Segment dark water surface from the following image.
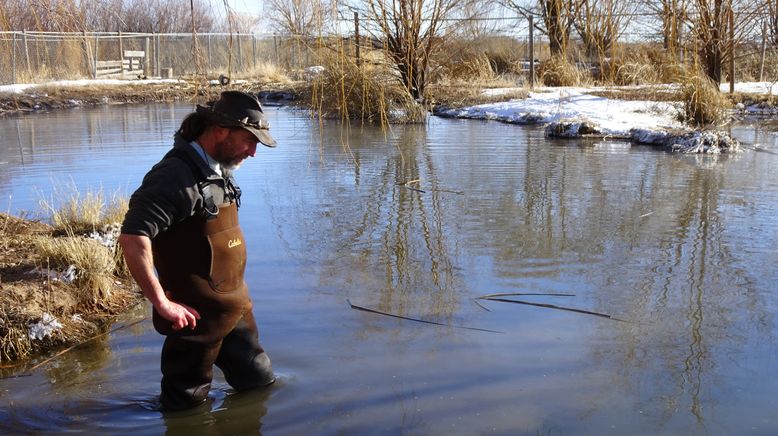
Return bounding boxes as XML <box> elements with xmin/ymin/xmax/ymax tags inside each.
<box><xmin>1</xmin><ymin>104</ymin><xmax>778</xmax><ymax>434</ymax></box>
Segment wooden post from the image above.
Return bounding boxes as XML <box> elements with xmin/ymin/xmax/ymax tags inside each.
<box><xmin>82</xmin><ymin>30</ymin><xmax>92</xmax><ymax>78</ymax></box>
<box><xmin>679</xmin><ymin>23</ymin><xmax>685</xmax><ymax>64</ymax></box>
<box><xmin>529</xmin><ymin>15</ymin><xmax>535</xmax><ymax>91</ymax></box>
<box><xmin>273</xmin><ymin>33</ymin><xmax>279</xmax><ymax>65</ymax></box>
<box><xmin>354</xmin><ymin>11</ymin><xmax>361</xmax><ymax>66</ymax></box>
<box><xmin>728</xmin><ymin>7</ymin><xmax>735</xmax><ymax>94</ymax></box>
<box><xmin>11</xmin><ymin>32</ymin><xmax>17</xmax><ymax>83</ymax></box>
<box><xmin>118</xmin><ymin>31</ymin><xmax>124</xmax><ymax>76</ymax></box>
<box><xmin>759</xmin><ymin>21</ymin><xmax>767</xmax><ymax>82</ymax></box>
<box><xmin>22</xmin><ymin>29</ymin><xmax>31</xmax><ymax>79</ymax></box>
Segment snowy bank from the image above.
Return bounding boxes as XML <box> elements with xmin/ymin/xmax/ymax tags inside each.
<box><xmin>435</xmin><ymin>86</ymin><xmax>751</xmax><ymax>153</ymax></box>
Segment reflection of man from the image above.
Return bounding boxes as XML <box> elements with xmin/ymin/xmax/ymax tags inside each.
<box><xmin>118</xmin><ymin>91</ymin><xmax>277</xmax><ymax>410</ymax></box>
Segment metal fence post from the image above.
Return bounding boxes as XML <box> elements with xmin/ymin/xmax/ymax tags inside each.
<box><xmin>207</xmin><ymin>33</ymin><xmax>212</xmax><ymax>72</ymax></box>
<box><xmin>93</xmin><ymin>33</ymin><xmax>99</xmax><ymax>79</ymax></box>
<box><xmin>118</xmin><ymin>31</ymin><xmax>124</xmax><ymax>77</ymax></box>
<box><xmin>252</xmin><ymin>34</ymin><xmax>257</xmax><ymax>70</ymax></box>
<box><xmin>23</xmin><ymin>29</ymin><xmax>31</xmax><ymax>80</ymax></box>
<box><xmin>12</xmin><ymin>32</ymin><xmax>17</xmax><ymax>83</ymax></box>
<box><xmin>155</xmin><ymin>33</ymin><xmax>160</xmax><ymax>77</ymax></box>
<box><xmin>145</xmin><ymin>36</ymin><xmax>151</xmax><ymax>77</ymax></box>
<box><xmin>237</xmin><ymin>34</ymin><xmax>243</xmax><ymax>72</ymax></box>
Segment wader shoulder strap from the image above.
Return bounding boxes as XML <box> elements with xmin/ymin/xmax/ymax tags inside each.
<box><xmin>165</xmin><ymin>147</ymin><xmax>219</xmax><ymax>219</ymax></box>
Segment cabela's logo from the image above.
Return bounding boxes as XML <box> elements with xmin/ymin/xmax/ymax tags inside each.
<box><xmin>228</xmin><ymin>238</ymin><xmax>242</xmax><ymax>248</ymax></box>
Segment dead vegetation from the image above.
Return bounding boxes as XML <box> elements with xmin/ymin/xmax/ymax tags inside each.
<box><xmin>539</xmin><ymin>56</ymin><xmax>588</xmax><ymax>87</ymax></box>
<box><xmin>679</xmin><ymin>72</ymin><xmax>729</xmax><ymax>127</ymax></box>
<box><xmin>0</xmin><ymin>190</ymin><xmax>141</xmax><ymax>366</ymax></box>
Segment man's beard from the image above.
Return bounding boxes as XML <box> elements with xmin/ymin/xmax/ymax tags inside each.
<box><xmin>221</xmin><ymin>160</ymin><xmax>241</xmax><ymax>173</ymax></box>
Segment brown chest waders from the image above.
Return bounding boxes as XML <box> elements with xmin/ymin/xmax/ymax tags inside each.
<box><xmin>152</xmin><ymin>203</ymin><xmax>274</xmax><ymax>410</ymax></box>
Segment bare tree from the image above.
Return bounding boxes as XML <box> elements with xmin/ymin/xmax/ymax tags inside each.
<box><xmin>266</xmin><ymin>0</ymin><xmax>334</xmax><ymax>37</ymax></box>
<box><xmin>651</xmin><ymin>0</ymin><xmax>689</xmax><ymax>58</ymax></box>
<box><xmin>687</xmin><ymin>0</ymin><xmax>766</xmax><ymax>83</ymax></box>
<box><xmin>355</xmin><ymin>0</ymin><xmax>479</xmax><ymax>101</ymax></box>
<box><xmin>768</xmin><ymin>0</ymin><xmax>778</xmax><ymax>45</ymax></box>
<box><xmin>574</xmin><ymin>0</ymin><xmax>633</xmax><ymax>59</ymax></box>
<box><xmin>0</xmin><ymin>0</ymin><xmax>87</xmax><ymax>31</ymax></box>
<box><xmin>500</xmin><ymin>0</ymin><xmax>580</xmax><ymax>57</ymax></box>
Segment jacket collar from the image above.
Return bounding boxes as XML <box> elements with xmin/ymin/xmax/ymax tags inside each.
<box><xmin>172</xmin><ymin>134</ymin><xmax>222</xmax><ymax>181</ymax></box>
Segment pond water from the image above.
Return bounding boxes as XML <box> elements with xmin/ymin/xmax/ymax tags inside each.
<box><xmin>2</xmin><ymin>103</ymin><xmax>778</xmax><ymax>434</ymax></box>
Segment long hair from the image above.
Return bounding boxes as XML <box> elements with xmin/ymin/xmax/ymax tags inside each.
<box><xmin>176</xmin><ymin>112</ymin><xmax>214</xmax><ymax>142</ymax></box>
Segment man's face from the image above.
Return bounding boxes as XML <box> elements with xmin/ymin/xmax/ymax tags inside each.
<box><xmin>213</xmin><ymin>127</ymin><xmax>259</xmax><ymax>171</ymax></box>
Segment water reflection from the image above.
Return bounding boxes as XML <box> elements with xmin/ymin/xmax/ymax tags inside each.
<box><xmin>2</xmin><ymin>106</ymin><xmax>778</xmax><ymax>433</ymax></box>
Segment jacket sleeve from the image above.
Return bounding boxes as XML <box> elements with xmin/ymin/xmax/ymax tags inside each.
<box><xmin>121</xmin><ymin>158</ymin><xmax>203</xmax><ymax>239</ymax></box>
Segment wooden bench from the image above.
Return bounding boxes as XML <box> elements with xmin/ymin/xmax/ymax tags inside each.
<box><xmin>96</xmin><ymin>50</ymin><xmax>146</xmax><ymax>78</ymax></box>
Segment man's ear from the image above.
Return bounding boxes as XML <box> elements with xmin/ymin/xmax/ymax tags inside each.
<box><xmin>210</xmin><ymin>125</ymin><xmax>231</xmax><ymax>141</ymax></box>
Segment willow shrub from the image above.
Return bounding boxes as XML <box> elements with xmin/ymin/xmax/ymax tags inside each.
<box><xmin>305</xmin><ymin>48</ymin><xmax>424</xmax><ymax>126</ymax></box>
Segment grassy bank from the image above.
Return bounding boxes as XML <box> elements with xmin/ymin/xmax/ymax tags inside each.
<box><xmin>0</xmin><ymin>191</ymin><xmax>140</xmax><ymax>367</ymax></box>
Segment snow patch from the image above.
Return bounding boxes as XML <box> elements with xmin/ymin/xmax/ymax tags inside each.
<box><xmin>28</xmin><ymin>313</ymin><xmax>64</xmax><ymax>340</ymax></box>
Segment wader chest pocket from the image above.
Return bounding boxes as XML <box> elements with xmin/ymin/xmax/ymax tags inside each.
<box><xmin>207</xmin><ymin>226</ymin><xmax>247</xmax><ymax>292</ymax></box>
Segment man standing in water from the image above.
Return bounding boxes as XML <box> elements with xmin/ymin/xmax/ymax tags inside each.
<box><xmin>119</xmin><ymin>91</ymin><xmax>277</xmax><ymax>410</ymax></box>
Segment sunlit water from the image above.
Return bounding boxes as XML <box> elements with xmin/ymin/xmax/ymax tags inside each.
<box><xmin>2</xmin><ymin>104</ymin><xmax>778</xmax><ymax>434</ymax></box>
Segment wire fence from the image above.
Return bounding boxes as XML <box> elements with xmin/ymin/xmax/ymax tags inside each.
<box><xmin>0</xmin><ymin>31</ymin><xmax>319</xmax><ymax>85</ymax></box>
<box><xmin>1</xmin><ymin>12</ymin><xmax>777</xmax><ymax>87</ymax></box>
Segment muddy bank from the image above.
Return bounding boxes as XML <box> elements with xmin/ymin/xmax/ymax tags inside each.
<box><xmin>0</xmin><ymin>79</ymin><xmax>300</xmax><ymax>117</ymax></box>
<box><xmin>0</xmin><ymin>213</ymin><xmax>141</xmax><ymax>368</ymax></box>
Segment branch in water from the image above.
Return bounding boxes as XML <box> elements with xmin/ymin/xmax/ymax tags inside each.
<box><xmin>347</xmin><ymin>299</ymin><xmax>501</xmax><ymax>333</ymax></box>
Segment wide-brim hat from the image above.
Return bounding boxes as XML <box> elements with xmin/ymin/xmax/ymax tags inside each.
<box><xmin>196</xmin><ymin>90</ymin><xmax>277</xmax><ymax>147</ymax></box>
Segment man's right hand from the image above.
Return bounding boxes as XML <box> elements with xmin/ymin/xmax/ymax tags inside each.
<box><xmin>157</xmin><ymin>297</ymin><xmax>201</xmax><ymax>330</ymax></box>
<box><xmin>119</xmin><ymin>233</ymin><xmax>203</xmax><ymax>331</ymax></box>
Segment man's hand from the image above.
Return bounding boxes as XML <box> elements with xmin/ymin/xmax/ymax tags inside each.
<box><xmin>157</xmin><ymin>295</ymin><xmax>201</xmax><ymax>330</ymax></box>
<box><xmin>118</xmin><ymin>233</ymin><xmax>203</xmax><ymax>331</ymax></box>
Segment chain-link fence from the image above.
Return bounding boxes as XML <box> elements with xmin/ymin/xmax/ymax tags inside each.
<box><xmin>1</xmin><ymin>13</ymin><xmax>777</xmax><ymax>88</ymax></box>
<box><xmin>0</xmin><ymin>31</ymin><xmax>320</xmax><ymax>85</ymax></box>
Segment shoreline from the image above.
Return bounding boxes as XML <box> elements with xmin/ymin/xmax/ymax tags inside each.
<box><xmin>0</xmin><ymin>78</ymin><xmax>300</xmax><ymax>118</ymax></box>
<box><xmin>0</xmin><ymin>212</ymin><xmax>143</xmax><ymax>368</ymax></box>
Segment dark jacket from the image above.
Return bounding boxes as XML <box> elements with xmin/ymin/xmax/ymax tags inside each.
<box><xmin>122</xmin><ymin>134</ymin><xmax>240</xmax><ymax>239</ymax></box>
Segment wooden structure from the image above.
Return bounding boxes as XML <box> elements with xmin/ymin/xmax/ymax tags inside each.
<box><xmin>96</xmin><ymin>50</ymin><xmax>146</xmax><ymax>78</ymax></box>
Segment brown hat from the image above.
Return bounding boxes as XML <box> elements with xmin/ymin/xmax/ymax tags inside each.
<box><xmin>196</xmin><ymin>91</ymin><xmax>277</xmax><ymax>147</ymax></box>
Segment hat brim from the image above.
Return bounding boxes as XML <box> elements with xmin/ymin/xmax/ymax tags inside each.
<box><xmin>196</xmin><ymin>104</ymin><xmax>276</xmax><ymax>147</ymax></box>
<box><xmin>244</xmin><ymin>126</ymin><xmax>277</xmax><ymax>148</ymax></box>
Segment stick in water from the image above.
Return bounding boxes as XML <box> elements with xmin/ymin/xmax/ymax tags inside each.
<box><xmin>347</xmin><ymin>300</ymin><xmax>501</xmax><ymax>333</ymax></box>
<box><xmin>477</xmin><ymin>292</ymin><xmax>575</xmax><ymax>299</ymax></box>
<box><xmin>482</xmin><ymin>297</ymin><xmax>628</xmax><ymax>322</ymax></box>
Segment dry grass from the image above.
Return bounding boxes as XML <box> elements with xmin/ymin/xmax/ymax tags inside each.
<box><xmin>1</xmin><ymin>191</ymin><xmax>139</xmax><ymax>364</ymax></box>
<box><xmin>39</xmin><ymin>185</ymin><xmax>128</xmax><ymax>234</ymax></box>
<box><xmin>679</xmin><ymin>72</ymin><xmax>730</xmax><ymax>127</ymax></box>
<box><xmin>236</xmin><ymin>61</ymin><xmax>294</xmax><ymax>85</ymax></box>
<box><xmin>539</xmin><ymin>56</ymin><xmax>589</xmax><ymax>87</ymax></box>
<box><xmin>1</xmin><ymin>213</ymin><xmax>138</xmax><ymax>364</ymax></box>
<box><xmin>430</xmin><ymin>82</ymin><xmax>528</xmax><ymax>109</ymax></box>
<box><xmin>587</xmin><ymin>86</ymin><xmax>682</xmax><ymax>102</ymax></box>
<box><xmin>34</xmin><ymin>235</ymin><xmax>116</xmax><ymax>305</ymax></box>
